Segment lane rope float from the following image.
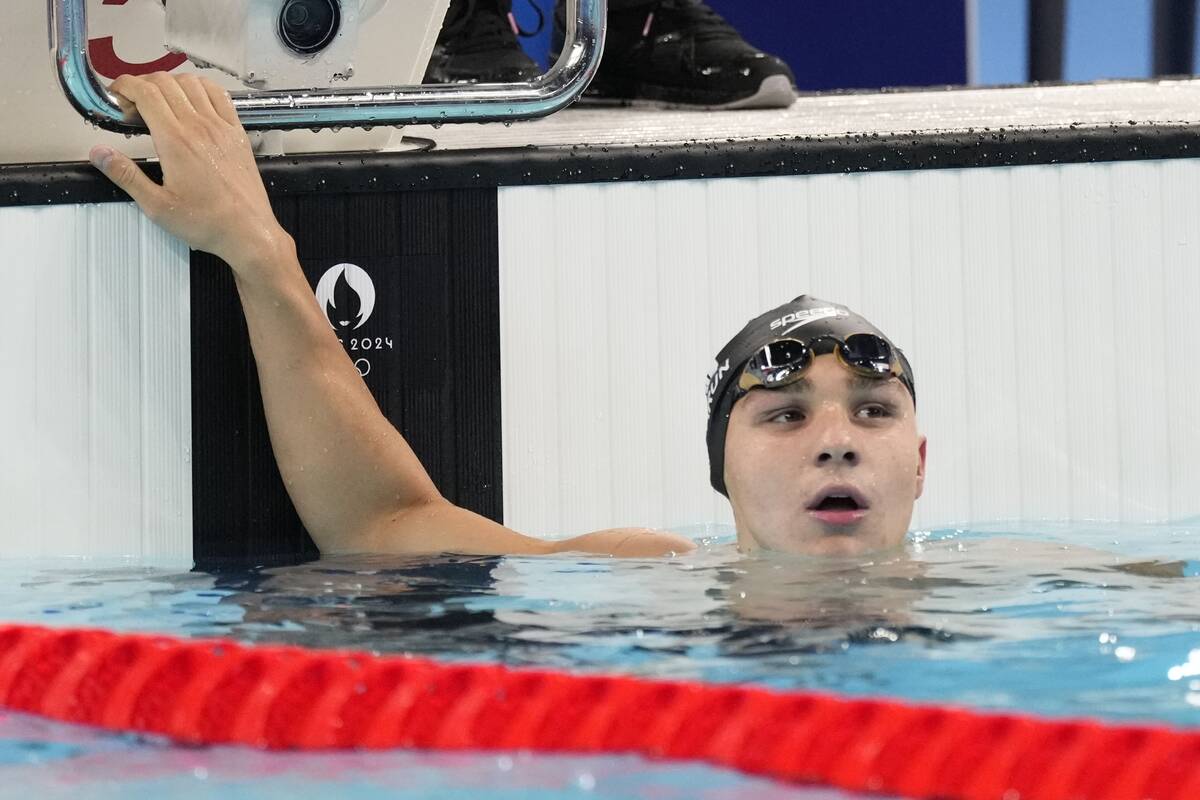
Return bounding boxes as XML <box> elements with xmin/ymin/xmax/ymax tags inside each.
<box><xmin>0</xmin><ymin>623</ymin><xmax>1196</xmax><ymax>799</ymax></box>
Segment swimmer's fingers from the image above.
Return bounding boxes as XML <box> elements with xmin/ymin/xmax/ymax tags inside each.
<box><xmin>201</xmin><ymin>79</ymin><xmax>241</xmax><ymax>127</ymax></box>
<box><xmin>111</xmin><ymin>75</ymin><xmax>182</xmax><ymax>135</ymax></box>
<box><xmin>96</xmin><ymin>73</ymin><xmax>277</xmax><ymax>267</ymax></box>
<box><xmin>175</xmin><ymin>73</ymin><xmax>220</xmax><ymax>122</ymax></box>
<box><xmin>142</xmin><ymin>72</ymin><xmax>201</xmax><ymax>123</ymax></box>
<box><xmin>88</xmin><ymin>146</ymin><xmax>169</xmax><ymax>216</ymax></box>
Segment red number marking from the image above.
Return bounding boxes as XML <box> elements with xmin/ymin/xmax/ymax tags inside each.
<box><xmin>88</xmin><ymin>0</ymin><xmax>187</xmax><ymax>79</ymax></box>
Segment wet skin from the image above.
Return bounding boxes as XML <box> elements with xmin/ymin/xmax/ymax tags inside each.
<box><xmin>723</xmin><ymin>354</ymin><xmax>927</xmax><ymax>557</ymax></box>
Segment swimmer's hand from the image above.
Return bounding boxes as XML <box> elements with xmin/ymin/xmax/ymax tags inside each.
<box><xmin>89</xmin><ymin>73</ymin><xmax>290</xmax><ymax>275</ymax></box>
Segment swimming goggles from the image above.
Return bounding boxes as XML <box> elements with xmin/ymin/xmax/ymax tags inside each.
<box><xmin>736</xmin><ymin>334</ymin><xmax>908</xmax><ymax>394</ymax></box>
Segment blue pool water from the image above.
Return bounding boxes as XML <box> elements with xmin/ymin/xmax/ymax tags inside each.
<box><xmin>0</xmin><ymin>521</ymin><xmax>1197</xmax><ymax>798</ymax></box>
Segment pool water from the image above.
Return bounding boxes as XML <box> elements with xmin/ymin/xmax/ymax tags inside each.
<box><xmin>0</xmin><ymin>522</ymin><xmax>1198</xmax><ymax>798</ymax></box>
<box><xmin>0</xmin><ymin>712</ymin><xmax>823</xmax><ymax>799</ymax></box>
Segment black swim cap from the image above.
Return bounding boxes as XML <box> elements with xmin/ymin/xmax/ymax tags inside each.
<box><xmin>704</xmin><ymin>295</ymin><xmax>916</xmax><ymax>497</ymax></box>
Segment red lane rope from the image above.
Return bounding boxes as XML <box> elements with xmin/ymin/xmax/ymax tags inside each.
<box><xmin>0</xmin><ymin>622</ymin><xmax>1196</xmax><ymax>799</ymax></box>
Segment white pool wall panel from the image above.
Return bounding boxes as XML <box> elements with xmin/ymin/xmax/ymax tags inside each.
<box><xmin>1162</xmin><ymin>166</ymin><xmax>1200</xmax><ymax>520</ymax></box>
<box><xmin>4</xmin><ymin>155</ymin><xmax>1198</xmax><ymax>554</ymax></box>
<box><xmin>499</xmin><ymin>159</ymin><xmax>1200</xmax><ymax>536</ymax></box>
<box><xmin>0</xmin><ymin>203</ymin><xmax>191</xmax><ymax>558</ymax></box>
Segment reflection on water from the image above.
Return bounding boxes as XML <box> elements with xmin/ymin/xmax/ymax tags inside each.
<box><xmin>1</xmin><ymin>522</ymin><xmax>1199</xmax><ymax>727</ymax></box>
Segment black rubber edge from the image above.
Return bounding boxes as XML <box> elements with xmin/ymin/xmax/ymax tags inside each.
<box><xmin>4</xmin><ymin>122</ymin><xmax>1200</xmax><ymax>206</ymax></box>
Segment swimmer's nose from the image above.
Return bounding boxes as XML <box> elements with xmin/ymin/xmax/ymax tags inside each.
<box><xmin>817</xmin><ymin>446</ymin><xmax>858</xmax><ymax>466</ymax></box>
<box><xmin>813</xmin><ymin>414</ymin><xmax>859</xmax><ymax>466</ymax></box>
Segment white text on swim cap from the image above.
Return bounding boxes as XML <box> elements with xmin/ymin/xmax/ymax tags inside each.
<box><xmin>706</xmin><ymin>358</ymin><xmax>730</xmax><ymax>408</ymax></box>
<box><xmin>768</xmin><ymin>307</ymin><xmax>847</xmax><ymax>336</ymax></box>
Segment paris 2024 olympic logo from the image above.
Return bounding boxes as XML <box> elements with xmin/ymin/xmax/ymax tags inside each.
<box><xmin>314</xmin><ymin>262</ymin><xmax>393</xmax><ymax>377</ymax></box>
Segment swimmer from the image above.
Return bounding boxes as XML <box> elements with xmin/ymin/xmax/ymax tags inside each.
<box><xmin>705</xmin><ymin>296</ymin><xmax>924</xmax><ymax>557</ymax></box>
<box><xmin>89</xmin><ymin>73</ymin><xmax>923</xmax><ymax>558</ymax></box>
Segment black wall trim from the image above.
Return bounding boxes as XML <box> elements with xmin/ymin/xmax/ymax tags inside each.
<box><xmin>192</xmin><ymin>188</ymin><xmax>502</xmax><ymax>565</ymax></box>
<box><xmin>4</xmin><ymin>123</ymin><xmax>1200</xmax><ymax>207</ymax></box>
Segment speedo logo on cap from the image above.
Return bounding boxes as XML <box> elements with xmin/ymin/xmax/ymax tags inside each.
<box><xmin>768</xmin><ymin>306</ymin><xmax>848</xmax><ymax>336</ymax></box>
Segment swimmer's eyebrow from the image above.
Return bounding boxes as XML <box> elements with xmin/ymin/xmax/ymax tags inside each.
<box><xmin>753</xmin><ymin>375</ymin><xmax>900</xmax><ymax>398</ymax></box>
<box><xmin>769</xmin><ymin>377</ymin><xmax>813</xmax><ymax>396</ymax></box>
<box><xmin>848</xmin><ymin>375</ymin><xmax>901</xmax><ymax>394</ymax></box>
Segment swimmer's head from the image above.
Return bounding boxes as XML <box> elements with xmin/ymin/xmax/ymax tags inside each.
<box><xmin>705</xmin><ymin>296</ymin><xmax>925</xmax><ymax>556</ymax></box>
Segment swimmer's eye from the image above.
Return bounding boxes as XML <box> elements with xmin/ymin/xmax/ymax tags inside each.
<box><xmin>765</xmin><ymin>408</ymin><xmax>806</xmax><ymax>424</ymax></box>
<box><xmin>856</xmin><ymin>403</ymin><xmax>895</xmax><ymax>420</ymax></box>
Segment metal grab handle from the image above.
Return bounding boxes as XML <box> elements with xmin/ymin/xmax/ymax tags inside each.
<box><xmin>50</xmin><ymin>0</ymin><xmax>606</xmax><ymax>132</ymax></box>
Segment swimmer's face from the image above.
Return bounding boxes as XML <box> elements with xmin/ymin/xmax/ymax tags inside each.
<box><xmin>723</xmin><ymin>354</ymin><xmax>926</xmax><ymax>557</ymax></box>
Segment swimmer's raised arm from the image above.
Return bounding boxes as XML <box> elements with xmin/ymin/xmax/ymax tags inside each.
<box><xmin>92</xmin><ymin>73</ymin><xmax>692</xmax><ymax>559</ymax></box>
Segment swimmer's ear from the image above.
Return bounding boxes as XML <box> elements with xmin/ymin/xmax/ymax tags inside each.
<box><xmin>914</xmin><ymin>437</ymin><xmax>927</xmax><ymax>499</ymax></box>
<box><xmin>89</xmin><ymin>145</ymin><xmax>167</xmax><ymax>214</ymax></box>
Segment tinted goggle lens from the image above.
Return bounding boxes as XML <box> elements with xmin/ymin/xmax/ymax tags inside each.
<box><xmin>838</xmin><ymin>333</ymin><xmax>896</xmax><ymax>376</ymax></box>
<box><xmin>738</xmin><ymin>334</ymin><xmax>899</xmax><ymax>392</ymax></box>
<box><xmin>739</xmin><ymin>339</ymin><xmax>812</xmax><ymax>390</ymax></box>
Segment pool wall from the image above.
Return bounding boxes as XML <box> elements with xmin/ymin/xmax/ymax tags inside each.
<box><xmin>3</xmin><ymin>98</ymin><xmax>1200</xmax><ymax>558</ymax></box>
<box><xmin>498</xmin><ymin>160</ymin><xmax>1200</xmax><ymax>537</ymax></box>
<box><xmin>0</xmin><ymin>204</ymin><xmax>192</xmax><ymax>558</ymax></box>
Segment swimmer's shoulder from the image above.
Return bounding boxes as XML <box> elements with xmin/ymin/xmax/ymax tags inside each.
<box><xmin>550</xmin><ymin>528</ymin><xmax>697</xmax><ymax>557</ymax></box>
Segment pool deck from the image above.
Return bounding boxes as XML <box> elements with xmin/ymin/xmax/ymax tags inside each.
<box><xmin>6</xmin><ymin>77</ymin><xmax>1200</xmax><ymax>206</ymax></box>
<box><xmin>400</xmin><ymin>78</ymin><xmax>1200</xmax><ymax>152</ymax></box>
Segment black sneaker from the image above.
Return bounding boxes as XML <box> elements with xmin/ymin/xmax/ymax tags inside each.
<box><xmin>554</xmin><ymin>0</ymin><xmax>797</xmax><ymax>109</ymax></box>
<box><xmin>423</xmin><ymin>0</ymin><xmax>543</xmax><ymax>84</ymax></box>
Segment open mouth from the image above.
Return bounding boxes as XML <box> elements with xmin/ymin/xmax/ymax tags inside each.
<box><xmin>807</xmin><ymin>488</ymin><xmax>869</xmax><ymax>525</ymax></box>
<box><xmin>812</xmin><ymin>495</ymin><xmax>862</xmax><ymax>511</ymax></box>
